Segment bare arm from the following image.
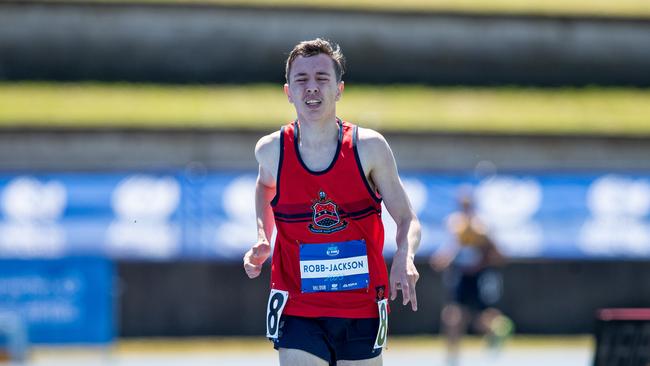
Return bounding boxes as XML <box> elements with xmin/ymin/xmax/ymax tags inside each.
<box><xmin>243</xmin><ymin>132</ymin><xmax>280</xmax><ymax>279</ymax></box>
<box><xmin>256</xmin><ymin>164</ymin><xmax>276</xmax><ymax>244</ymax></box>
<box><xmin>358</xmin><ymin>128</ymin><xmax>421</xmax><ymax>311</ymax></box>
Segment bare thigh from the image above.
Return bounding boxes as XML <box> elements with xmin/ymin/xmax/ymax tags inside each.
<box><xmin>338</xmin><ymin>354</ymin><xmax>383</xmax><ymax>366</ymax></box>
<box><xmin>279</xmin><ymin>348</ymin><xmax>329</xmax><ymax>366</ymax></box>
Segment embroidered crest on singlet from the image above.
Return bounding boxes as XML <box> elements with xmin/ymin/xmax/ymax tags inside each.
<box><xmin>308</xmin><ymin>191</ymin><xmax>349</xmax><ymax>234</ymax></box>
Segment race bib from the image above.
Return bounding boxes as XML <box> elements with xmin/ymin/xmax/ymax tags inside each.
<box><xmin>374</xmin><ymin>299</ymin><xmax>388</xmax><ymax>349</ymax></box>
<box><xmin>266</xmin><ymin>289</ymin><xmax>288</xmax><ymax>339</ymax></box>
<box><xmin>299</xmin><ymin>240</ymin><xmax>369</xmax><ymax>293</ymax></box>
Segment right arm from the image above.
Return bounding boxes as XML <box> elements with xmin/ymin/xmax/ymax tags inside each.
<box><xmin>243</xmin><ymin>132</ymin><xmax>280</xmax><ymax>279</ymax></box>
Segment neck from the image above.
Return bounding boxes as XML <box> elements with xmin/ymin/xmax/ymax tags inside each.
<box><xmin>297</xmin><ymin>117</ymin><xmax>339</xmax><ymax>147</ymax></box>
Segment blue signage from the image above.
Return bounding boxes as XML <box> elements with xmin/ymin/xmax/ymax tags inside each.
<box><xmin>0</xmin><ymin>257</ymin><xmax>114</xmax><ymax>344</ymax></box>
<box><xmin>0</xmin><ymin>172</ymin><xmax>648</xmax><ymax>260</ymax></box>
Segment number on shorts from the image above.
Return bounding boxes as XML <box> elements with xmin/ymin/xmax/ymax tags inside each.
<box><xmin>266</xmin><ymin>289</ymin><xmax>288</xmax><ymax>339</ymax></box>
<box><xmin>374</xmin><ymin>299</ymin><xmax>388</xmax><ymax>349</ymax></box>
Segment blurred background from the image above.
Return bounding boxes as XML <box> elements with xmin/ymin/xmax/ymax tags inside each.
<box><xmin>0</xmin><ymin>0</ymin><xmax>649</xmax><ymax>365</ymax></box>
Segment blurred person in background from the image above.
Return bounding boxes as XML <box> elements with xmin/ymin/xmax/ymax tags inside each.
<box><xmin>430</xmin><ymin>187</ymin><xmax>514</xmax><ymax>366</ymax></box>
<box><xmin>243</xmin><ymin>38</ymin><xmax>421</xmax><ymax>366</ymax></box>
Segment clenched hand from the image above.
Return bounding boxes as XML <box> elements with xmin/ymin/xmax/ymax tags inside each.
<box><xmin>243</xmin><ymin>241</ymin><xmax>271</xmax><ymax>279</ymax></box>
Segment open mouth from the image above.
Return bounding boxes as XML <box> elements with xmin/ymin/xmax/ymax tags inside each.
<box><xmin>305</xmin><ymin>99</ymin><xmax>322</xmax><ymax>107</ymax></box>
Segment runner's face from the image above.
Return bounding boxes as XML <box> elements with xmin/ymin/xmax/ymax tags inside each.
<box><xmin>285</xmin><ymin>54</ymin><xmax>344</xmax><ymax>122</ymax></box>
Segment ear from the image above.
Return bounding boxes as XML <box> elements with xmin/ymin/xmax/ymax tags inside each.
<box><xmin>335</xmin><ymin>81</ymin><xmax>345</xmax><ymax>101</ymax></box>
<box><xmin>284</xmin><ymin>83</ymin><xmax>293</xmax><ymax>103</ymax></box>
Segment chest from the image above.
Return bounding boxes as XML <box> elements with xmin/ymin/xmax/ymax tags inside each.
<box><xmin>297</xmin><ymin>142</ymin><xmax>339</xmax><ymax>172</ymax></box>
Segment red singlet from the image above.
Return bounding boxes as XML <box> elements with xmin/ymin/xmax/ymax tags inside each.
<box><xmin>270</xmin><ymin>119</ymin><xmax>388</xmax><ymax>318</ymax></box>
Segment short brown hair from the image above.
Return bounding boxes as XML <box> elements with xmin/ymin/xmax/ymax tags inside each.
<box><xmin>285</xmin><ymin>38</ymin><xmax>345</xmax><ymax>83</ymax></box>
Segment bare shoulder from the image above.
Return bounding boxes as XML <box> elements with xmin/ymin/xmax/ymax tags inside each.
<box><xmin>357</xmin><ymin>127</ymin><xmax>388</xmax><ymax>147</ymax></box>
<box><xmin>255</xmin><ymin>130</ymin><xmax>281</xmax><ymax>179</ymax></box>
<box><xmin>356</xmin><ymin>127</ymin><xmax>393</xmax><ymax>164</ymax></box>
<box><xmin>255</xmin><ymin>131</ymin><xmax>281</xmax><ymax>162</ymax></box>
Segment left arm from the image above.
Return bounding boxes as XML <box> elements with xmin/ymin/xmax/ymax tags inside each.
<box><xmin>358</xmin><ymin>128</ymin><xmax>421</xmax><ymax>311</ymax></box>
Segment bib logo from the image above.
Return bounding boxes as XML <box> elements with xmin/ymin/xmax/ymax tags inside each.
<box><xmin>326</xmin><ymin>245</ymin><xmax>340</xmax><ymax>256</ymax></box>
<box><xmin>309</xmin><ymin>191</ymin><xmax>348</xmax><ymax>234</ymax></box>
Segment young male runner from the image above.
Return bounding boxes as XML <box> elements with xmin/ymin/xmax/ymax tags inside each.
<box><xmin>244</xmin><ymin>38</ymin><xmax>421</xmax><ymax>366</ymax></box>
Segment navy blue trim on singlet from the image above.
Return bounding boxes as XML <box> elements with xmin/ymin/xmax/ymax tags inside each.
<box><xmin>345</xmin><ymin>206</ymin><xmax>381</xmax><ymax>218</ymax></box>
<box><xmin>293</xmin><ymin>119</ymin><xmax>343</xmax><ymax>176</ymax></box>
<box><xmin>352</xmin><ymin>126</ymin><xmax>382</xmax><ymax>203</ymax></box>
<box><xmin>270</xmin><ymin>126</ymin><xmax>285</xmax><ymax>207</ymax></box>
<box><xmin>349</xmin><ymin>209</ymin><xmax>380</xmax><ymax>221</ymax></box>
<box><xmin>273</xmin><ymin>212</ymin><xmax>312</xmax><ymax>219</ymax></box>
<box><xmin>275</xmin><ymin>217</ymin><xmax>312</xmax><ymax>223</ymax></box>
<box><xmin>273</xmin><ymin>206</ymin><xmax>381</xmax><ymax>223</ymax></box>
<box><xmin>274</xmin><ymin>211</ymin><xmax>380</xmax><ymax>224</ymax></box>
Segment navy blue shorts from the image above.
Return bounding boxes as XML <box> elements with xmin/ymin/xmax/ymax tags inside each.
<box><xmin>271</xmin><ymin>315</ymin><xmax>382</xmax><ymax>365</ymax></box>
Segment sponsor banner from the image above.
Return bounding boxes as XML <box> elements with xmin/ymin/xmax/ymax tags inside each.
<box><xmin>0</xmin><ymin>171</ymin><xmax>648</xmax><ymax>259</ymax></box>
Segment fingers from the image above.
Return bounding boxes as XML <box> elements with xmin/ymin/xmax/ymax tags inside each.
<box><xmin>244</xmin><ymin>262</ymin><xmax>262</xmax><ymax>279</ymax></box>
<box><xmin>408</xmin><ymin>270</ymin><xmax>419</xmax><ymax>311</ymax></box>
<box><xmin>390</xmin><ymin>270</ymin><xmax>420</xmax><ymax>311</ymax></box>
<box><xmin>244</xmin><ymin>243</ymin><xmax>270</xmax><ymax>273</ymax></box>
<box><xmin>390</xmin><ymin>280</ymin><xmax>410</xmax><ymax>305</ymax></box>
<box><xmin>250</xmin><ymin>246</ymin><xmax>260</xmax><ymax>262</ymax></box>
<box><xmin>243</xmin><ymin>247</ymin><xmax>265</xmax><ymax>278</ymax></box>
<box><xmin>410</xmin><ymin>284</ymin><xmax>418</xmax><ymax>311</ymax></box>
<box><xmin>401</xmin><ymin>281</ymin><xmax>411</xmax><ymax>305</ymax></box>
<box><xmin>250</xmin><ymin>242</ymin><xmax>271</xmax><ymax>264</ymax></box>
